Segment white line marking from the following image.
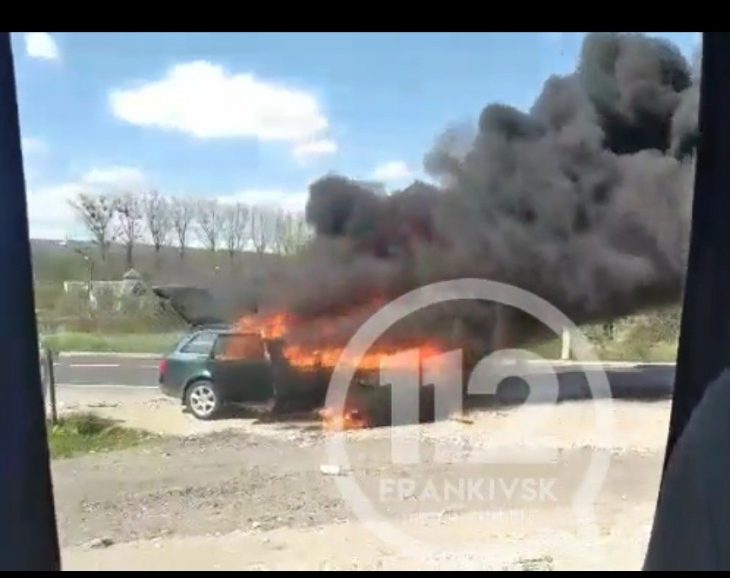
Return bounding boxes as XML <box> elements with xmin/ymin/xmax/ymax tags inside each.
<box><xmin>58</xmin><ymin>383</ymin><xmax>158</xmax><ymax>390</ymax></box>
<box><xmin>67</xmin><ymin>363</ymin><xmax>120</xmax><ymax>369</ymax></box>
<box><xmin>58</xmin><ymin>351</ymin><xmax>162</xmax><ymax>359</ymax></box>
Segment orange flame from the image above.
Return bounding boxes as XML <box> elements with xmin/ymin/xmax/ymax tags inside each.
<box><xmin>282</xmin><ymin>343</ymin><xmax>445</xmax><ymax>370</ymax></box>
<box><xmin>236</xmin><ymin>312</ymin><xmax>290</xmax><ymax>340</ymax></box>
<box><xmin>234</xmin><ymin>309</ymin><xmax>449</xmax><ymax>431</ymax></box>
<box><xmin>318</xmin><ymin>407</ymin><xmax>368</xmax><ymax>431</ymax></box>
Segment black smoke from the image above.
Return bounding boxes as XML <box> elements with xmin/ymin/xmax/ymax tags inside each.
<box><xmin>266</xmin><ymin>33</ymin><xmax>700</xmax><ymax>349</ymax></box>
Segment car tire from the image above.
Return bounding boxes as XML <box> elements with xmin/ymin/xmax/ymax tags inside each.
<box><xmin>185</xmin><ymin>380</ymin><xmax>221</xmax><ymax>420</ymax></box>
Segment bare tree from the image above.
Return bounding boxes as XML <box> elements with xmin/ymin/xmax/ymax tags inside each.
<box><xmin>249</xmin><ymin>205</ymin><xmax>278</xmax><ymax>255</ymax></box>
<box><xmin>69</xmin><ymin>192</ymin><xmax>116</xmax><ymax>261</ymax></box>
<box><xmin>221</xmin><ymin>202</ymin><xmax>250</xmax><ymax>260</ymax></box>
<box><xmin>113</xmin><ymin>192</ymin><xmax>144</xmax><ymax>269</ymax></box>
<box><xmin>196</xmin><ymin>199</ymin><xmax>225</xmax><ymax>254</ymax></box>
<box><xmin>275</xmin><ymin>211</ymin><xmax>312</xmax><ymax>256</ymax></box>
<box><xmin>272</xmin><ymin>209</ymin><xmax>288</xmax><ymax>255</ymax></box>
<box><xmin>170</xmin><ymin>197</ymin><xmax>195</xmax><ymax>260</ymax></box>
<box><xmin>143</xmin><ymin>190</ymin><xmax>172</xmax><ymax>257</ymax></box>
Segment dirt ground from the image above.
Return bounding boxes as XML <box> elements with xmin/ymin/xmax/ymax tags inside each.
<box><xmin>53</xmin><ymin>387</ymin><xmax>670</xmax><ymax>570</ymax></box>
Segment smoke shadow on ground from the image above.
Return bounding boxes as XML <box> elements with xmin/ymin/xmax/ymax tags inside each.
<box><xmin>203</xmin><ymin>365</ymin><xmax>674</xmax><ymax>429</ymax></box>
<box><xmin>479</xmin><ymin>366</ymin><xmax>675</xmax><ymax>407</ymax></box>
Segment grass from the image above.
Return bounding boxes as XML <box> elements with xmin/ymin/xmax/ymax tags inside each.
<box><xmin>43</xmin><ymin>331</ymin><xmax>182</xmax><ymax>353</ymax></box>
<box><xmin>524</xmin><ymin>307</ymin><xmax>681</xmax><ymax>363</ymax></box>
<box><xmin>526</xmin><ymin>334</ymin><xmax>678</xmax><ymax>362</ymax></box>
<box><xmin>48</xmin><ymin>413</ymin><xmax>155</xmax><ymax>459</ymax></box>
<box><xmin>592</xmin><ymin>339</ymin><xmax>678</xmax><ymax>362</ymax></box>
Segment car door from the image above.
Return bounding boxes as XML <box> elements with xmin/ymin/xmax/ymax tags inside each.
<box><xmin>209</xmin><ymin>333</ymin><xmax>274</xmax><ymax>402</ymax></box>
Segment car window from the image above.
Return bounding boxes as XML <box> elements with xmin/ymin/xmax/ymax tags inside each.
<box><xmin>215</xmin><ymin>334</ymin><xmax>266</xmax><ymax>360</ymax></box>
<box><xmin>180</xmin><ymin>331</ymin><xmax>216</xmax><ymax>355</ymax></box>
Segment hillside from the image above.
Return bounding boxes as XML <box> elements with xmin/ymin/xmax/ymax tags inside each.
<box><xmin>31</xmin><ymin>238</ymin><xmax>285</xmax><ymax>286</ymax></box>
<box><xmin>31</xmin><ymin>238</ymin><xmax>287</xmax><ymax>331</ymax></box>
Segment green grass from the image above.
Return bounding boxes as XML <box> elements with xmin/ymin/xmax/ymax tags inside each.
<box><xmin>43</xmin><ymin>331</ymin><xmax>182</xmax><ymax>353</ymax></box>
<box><xmin>527</xmin><ymin>333</ymin><xmax>678</xmax><ymax>362</ymax></box>
<box><xmin>527</xmin><ymin>335</ymin><xmax>678</xmax><ymax>363</ymax></box>
<box><xmin>592</xmin><ymin>339</ymin><xmax>678</xmax><ymax>362</ymax></box>
<box><xmin>525</xmin><ymin>335</ymin><xmax>562</xmax><ymax>359</ymax></box>
<box><xmin>524</xmin><ymin>308</ymin><xmax>680</xmax><ymax>363</ymax></box>
<box><xmin>48</xmin><ymin>413</ymin><xmax>155</xmax><ymax>459</ymax></box>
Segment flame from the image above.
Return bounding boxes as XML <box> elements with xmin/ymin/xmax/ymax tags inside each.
<box><xmin>318</xmin><ymin>407</ymin><xmax>368</xmax><ymax>431</ymax></box>
<box><xmin>235</xmin><ymin>298</ymin><xmax>385</xmax><ymax>342</ymax></box>
<box><xmin>282</xmin><ymin>343</ymin><xmax>445</xmax><ymax>370</ymax></box>
<box><xmin>234</xmin><ymin>309</ymin><xmax>449</xmax><ymax>431</ymax></box>
<box><xmin>236</xmin><ymin>312</ymin><xmax>290</xmax><ymax>340</ymax></box>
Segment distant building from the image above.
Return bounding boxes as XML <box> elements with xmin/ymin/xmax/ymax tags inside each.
<box><xmin>63</xmin><ymin>269</ymin><xmax>150</xmax><ymax>311</ymax></box>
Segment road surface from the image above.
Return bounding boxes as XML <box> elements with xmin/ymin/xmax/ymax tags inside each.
<box><xmin>54</xmin><ymin>353</ymin><xmax>160</xmax><ymax>389</ymax></box>
<box><xmin>52</xmin><ymin>352</ymin><xmax>676</xmax><ymax>401</ymax></box>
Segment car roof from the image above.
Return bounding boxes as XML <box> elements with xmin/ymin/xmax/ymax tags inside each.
<box><xmin>191</xmin><ymin>327</ymin><xmax>261</xmax><ymax>338</ymax></box>
<box><xmin>192</xmin><ymin>322</ymin><xmax>232</xmax><ymax>331</ymax></box>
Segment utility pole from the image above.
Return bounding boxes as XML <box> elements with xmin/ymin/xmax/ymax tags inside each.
<box><xmin>560</xmin><ymin>328</ymin><xmax>571</xmax><ymax>361</ymax></box>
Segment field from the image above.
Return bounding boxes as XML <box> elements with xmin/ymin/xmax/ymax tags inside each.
<box><xmin>44</xmin><ymin>332</ymin><xmax>182</xmax><ymax>354</ymax></box>
<box><xmin>32</xmin><ymin>237</ymin><xmax>282</xmax><ymax>332</ymax></box>
<box><xmin>31</xmin><ymin>238</ymin><xmax>284</xmax><ymax>287</ymax></box>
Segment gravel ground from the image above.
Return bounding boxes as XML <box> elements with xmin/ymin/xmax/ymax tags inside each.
<box><xmin>52</xmin><ymin>387</ymin><xmax>670</xmax><ymax>570</ymax></box>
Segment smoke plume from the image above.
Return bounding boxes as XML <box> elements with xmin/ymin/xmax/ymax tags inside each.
<box><xmin>262</xmin><ymin>33</ymin><xmax>700</xmax><ymax>350</ymax></box>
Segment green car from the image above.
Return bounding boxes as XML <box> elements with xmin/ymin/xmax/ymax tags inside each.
<box><xmin>159</xmin><ymin>327</ymin><xmax>276</xmax><ymax>420</ymax></box>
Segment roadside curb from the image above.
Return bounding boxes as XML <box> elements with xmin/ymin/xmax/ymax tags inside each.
<box><xmin>57</xmin><ymin>351</ymin><xmax>162</xmax><ymax>359</ymax></box>
<box><xmin>528</xmin><ymin>359</ymin><xmax>675</xmax><ymax>368</ymax></box>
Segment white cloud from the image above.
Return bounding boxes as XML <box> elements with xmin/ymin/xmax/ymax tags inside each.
<box><xmin>26</xmin><ymin>166</ymin><xmax>148</xmax><ymax>240</ymax></box>
<box><xmin>26</xmin><ymin>182</ymin><xmax>80</xmax><ymax>240</ymax></box>
<box><xmin>219</xmin><ymin>189</ymin><xmax>308</xmax><ymax>213</ymax></box>
<box><xmin>109</xmin><ymin>60</ymin><xmax>334</xmax><ymax>162</ymax></box>
<box><xmin>21</xmin><ymin>137</ymin><xmax>48</xmax><ymax>182</ymax></box>
<box><xmin>293</xmin><ymin>138</ymin><xmax>337</xmax><ymax>162</ymax></box>
<box><xmin>21</xmin><ymin>136</ymin><xmax>47</xmax><ymax>155</ymax></box>
<box><xmin>81</xmin><ymin>166</ymin><xmax>148</xmax><ymax>190</ymax></box>
<box><xmin>24</xmin><ymin>33</ymin><xmax>60</xmax><ymax>61</ymax></box>
<box><xmin>371</xmin><ymin>160</ymin><xmax>413</xmax><ymax>184</ymax></box>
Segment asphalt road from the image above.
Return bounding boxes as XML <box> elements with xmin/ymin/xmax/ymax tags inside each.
<box><xmin>54</xmin><ymin>353</ymin><xmax>161</xmax><ymax>389</ymax></box>
<box><xmin>51</xmin><ymin>353</ymin><xmax>676</xmax><ymax>401</ymax></box>
<box><xmin>489</xmin><ymin>364</ymin><xmax>675</xmax><ymax>405</ymax></box>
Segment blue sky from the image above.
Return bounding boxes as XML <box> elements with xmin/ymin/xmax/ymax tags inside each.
<box><xmin>12</xmin><ymin>32</ymin><xmax>701</xmax><ymax>240</ymax></box>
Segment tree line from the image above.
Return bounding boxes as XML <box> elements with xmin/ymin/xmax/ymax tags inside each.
<box><xmin>69</xmin><ymin>190</ymin><xmax>313</xmax><ymax>268</ymax></box>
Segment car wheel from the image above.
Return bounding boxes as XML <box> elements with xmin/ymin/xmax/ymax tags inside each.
<box><xmin>185</xmin><ymin>380</ymin><xmax>220</xmax><ymax>420</ymax></box>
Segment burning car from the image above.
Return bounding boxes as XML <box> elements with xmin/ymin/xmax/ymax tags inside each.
<box><xmin>158</xmin><ymin>309</ymin><xmax>456</xmax><ymax>428</ymax></box>
<box><xmin>158</xmin><ymin>328</ymin><xmax>274</xmax><ymax>419</ymax></box>
<box><xmin>159</xmin><ymin>321</ymin><xmax>340</xmax><ymax>418</ymax></box>
<box><xmin>152</xmin><ymin>282</ymin><xmax>462</xmax><ymax>426</ymax></box>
